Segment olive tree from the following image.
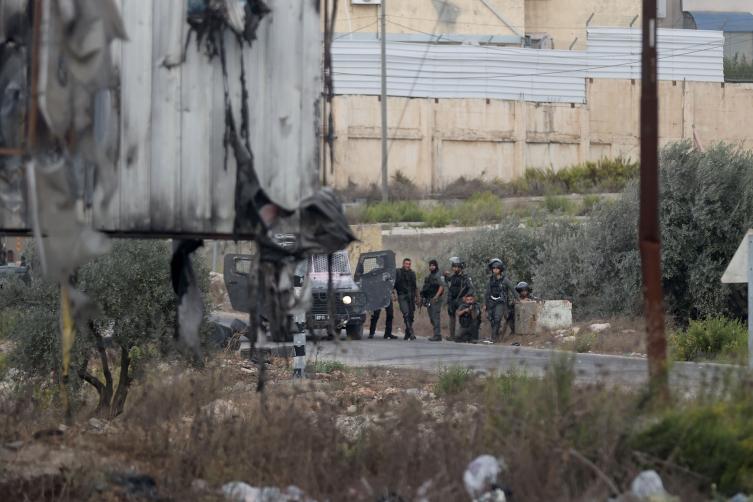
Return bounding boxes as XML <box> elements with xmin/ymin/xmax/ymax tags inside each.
<box><xmin>1</xmin><ymin>239</ymin><xmax>212</xmax><ymax>417</ymax></box>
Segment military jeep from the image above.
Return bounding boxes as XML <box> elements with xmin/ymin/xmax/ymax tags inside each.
<box><xmin>223</xmin><ymin>248</ymin><xmax>395</xmax><ymax>342</ymax></box>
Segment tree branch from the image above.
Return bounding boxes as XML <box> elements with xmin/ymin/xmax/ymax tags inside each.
<box><xmin>77</xmin><ymin>359</ymin><xmax>104</xmax><ymax>393</ymax></box>
<box><xmin>90</xmin><ymin>321</ymin><xmax>113</xmax><ymax>397</ymax></box>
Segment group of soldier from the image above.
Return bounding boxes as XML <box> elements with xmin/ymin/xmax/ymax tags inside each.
<box><xmin>367</xmin><ymin>256</ymin><xmax>539</xmax><ymax>343</ymax></box>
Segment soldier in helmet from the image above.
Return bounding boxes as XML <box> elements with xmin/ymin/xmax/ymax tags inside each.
<box><xmin>516</xmin><ymin>282</ymin><xmax>540</xmax><ymax>302</ymax></box>
<box><xmin>420</xmin><ymin>259</ymin><xmax>445</xmax><ymax>342</ymax></box>
<box><xmin>445</xmin><ymin>257</ymin><xmax>474</xmax><ymax>341</ymax></box>
<box><xmin>483</xmin><ymin>258</ymin><xmax>521</xmax><ymax>342</ymax></box>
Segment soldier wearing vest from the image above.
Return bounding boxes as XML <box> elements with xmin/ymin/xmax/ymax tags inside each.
<box><xmin>516</xmin><ymin>281</ymin><xmax>540</xmax><ymax>302</ymax></box>
<box><xmin>394</xmin><ymin>258</ymin><xmax>420</xmax><ymax>340</ymax></box>
<box><xmin>484</xmin><ymin>258</ymin><xmax>521</xmax><ymax>342</ymax></box>
<box><xmin>454</xmin><ymin>294</ymin><xmax>482</xmax><ymax>343</ymax></box>
<box><xmin>421</xmin><ymin>259</ymin><xmax>445</xmax><ymax>342</ymax></box>
<box><xmin>445</xmin><ymin>257</ymin><xmax>474</xmax><ymax>341</ymax></box>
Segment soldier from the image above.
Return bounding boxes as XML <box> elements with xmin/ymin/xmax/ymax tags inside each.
<box><xmin>445</xmin><ymin>257</ymin><xmax>474</xmax><ymax>341</ymax></box>
<box><xmin>421</xmin><ymin>259</ymin><xmax>445</xmax><ymax>342</ymax></box>
<box><xmin>483</xmin><ymin>258</ymin><xmax>521</xmax><ymax>342</ymax></box>
<box><xmin>516</xmin><ymin>282</ymin><xmax>540</xmax><ymax>302</ymax></box>
<box><xmin>367</xmin><ymin>302</ymin><xmax>397</xmax><ymax>339</ymax></box>
<box><xmin>394</xmin><ymin>258</ymin><xmax>420</xmax><ymax>340</ymax></box>
<box><xmin>454</xmin><ymin>294</ymin><xmax>482</xmax><ymax>343</ymax></box>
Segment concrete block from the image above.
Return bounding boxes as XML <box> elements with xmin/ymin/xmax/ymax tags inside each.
<box><xmin>514</xmin><ymin>300</ymin><xmax>572</xmax><ymax>335</ymax></box>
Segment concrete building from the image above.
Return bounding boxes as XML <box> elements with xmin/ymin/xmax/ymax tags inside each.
<box><xmin>330</xmin><ymin>0</ymin><xmax>524</xmax><ymax>45</ymax></box>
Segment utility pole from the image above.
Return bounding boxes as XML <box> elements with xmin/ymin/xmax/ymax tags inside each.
<box><xmin>380</xmin><ymin>0</ymin><xmax>389</xmax><ymax>202</ymax></box>
<box><xmin>639</xmin><ymin>0</ymin><xmax>668</xmax><ymax>397</ymax></box>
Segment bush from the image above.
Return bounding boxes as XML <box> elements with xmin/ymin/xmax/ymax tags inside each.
<box><xmin>363</xmin><ymin>200</ymin><xmax>424</xmax><ymax>223</ymax></box>
<box><xmin>2</xmin><ymin>240</ymin><xmax>213</xmax><ymax>417</ymax></box>
<box><xmin>632</xmin><ymin>381</ymin><xmax>753</xmax><ymax>496</ymax></box>
<box><xmin>725</xmin><ymin>54</ymin><xmax>753</xmax><ymax>82</ymax></box>
<box><xmin>544</xmin><ymin>193</ymin><xmax>577</xmax><ymax>215</ymax></box>
<box><xmin>456</xmin><ymin>191</ymin><xmax>503</xmax><ymax>226</ymax></box>
<box><xmin>573</xmin><ymin>332</ymin><xmax>596</xmax><ymax>353</ymax></box>
<box><xmin>434</xmin><ymin>364</ymin><xmax>474</xmax><ymax>394</ymax></box>
<box><xmin>423</xmin><ymin>204</ymin><xmax>454</xmax><ymax>228</ymax></box>
<box><xmin>308</xmin><ymin>360</ymin><xmax>351</xmax><ymax>374</ymax></box>
<box><xmin>535</xmin><ymin>141</ymin><xmax>753</xmax><ymax>321</ymax></box>
<box><xmin>670</xmin><ymin>315</ymin><xmax>747</xmax><ymax>362</ymax></box>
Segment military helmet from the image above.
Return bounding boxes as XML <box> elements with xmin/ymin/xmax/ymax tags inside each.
<box><xmin>449</xmin><ymin>256</ymin><xmax>465</xmax><ymax>269</ymax></box>
<box><xmin>488</xmin><ymin>258</ymin><xmax>504</xmax><ymax>271</ymax></box>
<box><xmin>516</xmin><ymin>281</ymin><xmax>532</xmax><ymax>293</ymax></box>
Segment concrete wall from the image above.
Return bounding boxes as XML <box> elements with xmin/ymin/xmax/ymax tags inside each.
<box><xmin>328</xmin><ymin>80</ymin><xmax>753</xmax><ymax>191</ymax></box>
<box><xmin>328</xmin><ymin>0</ymin><xmax>524</xmax><ymax>39</ymax></box>
<box><xmin>525</xmin><ymin>0</ymin><xmax>642</xmax><ymax>50</ymax></box>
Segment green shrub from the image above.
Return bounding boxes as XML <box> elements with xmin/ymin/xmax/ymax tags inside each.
<box><xmin>573</xmin><ymin>332</ymin><xmax>595</xmax><ymax>353</ymax></box>
<box><xmin>0</xmin><ymin>310</ymin><xmax>17</xmax><ymax>340</ymax></box>
<box><xmin>363</xmin><ymin>201</ymin><xmax>424</xmax><ymax>223</ymax></box>
<box><xmin>423</xmin><ymin>204</ymin><xmax>454</xmax><ymax>228</ymax></box>
<box><xmin>669</xmin><ymin>315</ymin><xmax>747</xmax><ymax>362</ymax></box>
<box><xmin>544</xmin><ymin>193</ymin><xmax>577</xmax><ymax>215</ymax></box>
<box><xmin>632</xmin><ymin>388</ymin><xmax>753</xmax><ymax>495</ymax></box>
<box><xmin>456</xmin><ymin>191</ymin><xmax>503</xmax><ymax>226</ymax></box>
<box><xmin>725</xmin><ymin>54</ymin><xmax>753</xmax><ymax>82</ymax></box>
<box><xmin>434</xmin><ymin>364</ymin><xmax>475</xmax><ymax>395</ymax></box>
<box><xmin>308</xmin><ymin>360</ymin><xmax>351</xmax><ymax>374</ymax></box>
<box><xmin>487</xmin><ymin>367</ymin><xmax>531</xmax><ymax>398</ymax></box>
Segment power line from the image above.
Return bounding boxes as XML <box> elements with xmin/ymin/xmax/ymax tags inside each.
<box><xmin>333</xmin><ymin>21</ymin><xmax>380</xmax><ymax>41</ymax></box>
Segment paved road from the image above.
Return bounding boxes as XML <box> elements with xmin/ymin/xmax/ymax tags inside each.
<box><xmin>307</xmin><ymin>334</ymin><xmax>735</xmax><ymax>387</ymax></box>
<box><xmin>213</xmin><ymin>314</ymin><xmax>736</xmax><ymax>387</ymax></box>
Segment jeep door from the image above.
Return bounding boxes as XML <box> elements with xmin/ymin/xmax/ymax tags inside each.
<box><xmin>354</xmin><ymin>251</ymin><xmax>396</xmax><ymax>312</ymax></box>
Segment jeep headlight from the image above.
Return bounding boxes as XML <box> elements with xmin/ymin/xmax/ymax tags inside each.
<box><xmin>342</xmin><ymin>295</ymin><xmax>352</xmax><ymax>305</ymax></box>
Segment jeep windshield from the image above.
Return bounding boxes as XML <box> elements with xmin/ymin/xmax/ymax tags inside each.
<box><xmin>297</xmin><ymin>251</ymin><xmax>355</xmax><ymax>290</ymax></box>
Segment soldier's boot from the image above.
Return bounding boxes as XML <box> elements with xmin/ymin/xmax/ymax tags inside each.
<box><xmin>491</xmin><ymin>321</ymin><xmax>501</xmax><ymax>343</ymax></box>
<box><xmin>428</xmin><ymin>334</ymin><xmax>442</xmax><ymax>341</ymax></box>
<box><xmin>383</xmin><ymin>315</ymin><xmax>397</xmax><ymax>339</ymax></box>
<box><xmin>404</xmin><ymin>320</ymin><xmax>414</xmax><ymax>340</ymax></box>
<box><xmin>446</xmin><ymin>315</ymin><xmax>456</xmax><ymax>341</ymax></box>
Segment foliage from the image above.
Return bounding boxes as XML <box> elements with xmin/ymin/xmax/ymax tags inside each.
<box><xmin>632</xmin><ymin>380</ymin><xmax>753</xmax><ymax>496</ymax></box>
<box><xmin>573</xmin><ymin>332</ymin><xmax>596</xmax><ymax>353</ymax></box>
<box><xmin>506</xmin><ymin>157</ymin><xmax>640</xmax><ymax>196</ymax></box>
<box><xmin>1</xmin><ymin>239</ymin><xmax>213</xmax><ymax>416</ymax></box>
<box><xmin>544</xmin><ymin>193</ymin><xmax>577</xmax><ymax>215</ymax></box>
<box><xmin>363</xmin><ymin>200</ymin><xmax>424</xmax><ymax>223</ymax></box>
<box><xmin>486</xmin><ymin>367</ymin><xmax>531</xmax><ymax>399</ymax></box>
<box><xmin>434</xmin><ymin>364</ymin><xmax>474</xmax><ymax>394</ymax></box>
<box><xmin>535</xmin><ymin>141</ymin><xmax>753</xmax><ymax>321</ymax></box>
<box><xmin>423</xmin><ymin>204</ymin><xmax>454</xmax><ymax>228</ymax></box>
<box><xmin>456</xmin><ymin>191</ymin><xmax>503</xmax><ymax>226</ymax></box>
<box><xmin>433</xmin><ymin>217</ymin><xmax>574</xmax><ymax>306</ymax></box>
<box><xmin>724</xmin><ymin>54</ymin><xmax>753</xmax><ymax>82</ymax></box>
<box><xmin>308</xmin><ymin>360</ymin><xmax>351</xmax><ymax>374</ymax></box>
<box><xmin>669</xmin><ymin>315</ymin><xmax>747</xmax><ymax>362</ymax></box>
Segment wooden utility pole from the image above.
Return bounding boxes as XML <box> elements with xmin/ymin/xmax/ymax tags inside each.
<box><xmin>640</xmin><ymin>0</ymin><xmax>668</xmax><ymax>396</ymax></box>
<box><xmin>380</xmin><ymin>0</ymin><xmax>389</xmax><ymax>202</ymax></box>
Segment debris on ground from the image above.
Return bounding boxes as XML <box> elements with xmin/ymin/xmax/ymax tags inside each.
<box><xmin>464</xmin><ymin>455</ymin><xmax>507</xmax><ymax>500</ymax></box>
<box><xmin>222</xmin><ymin>482</ymin><xmax>317</xmax><ymax>502</ymax></box>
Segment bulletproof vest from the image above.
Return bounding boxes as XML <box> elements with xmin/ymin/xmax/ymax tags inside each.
<box><xmin>449</xmin><ymin>273</ymin><xmax>465</xmax><ymax>299</ymax></box>
<box><xmin>395</xmin><ymin>268</ymin><xmax>414</xmax><ymax>295</ymax></box>
<box><xmin>489</xmin><ymin>276</ymin><xmax>507</xmax><ymax>303</ymax></box>
<box><xmin>422</xmin><ymin>271</ymin><xmax>441</xmax><ymax>297</ymax></box>
<box><xmin>459</xmin><ymin>303</ymin><xmax>478</xmax><ymax>328</ymax></box>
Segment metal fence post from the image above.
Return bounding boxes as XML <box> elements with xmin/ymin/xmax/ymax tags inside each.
<box><xmin>292</xmin><ymin>333</ymin><xmax>308</xmax><ymax>379</ymax></box>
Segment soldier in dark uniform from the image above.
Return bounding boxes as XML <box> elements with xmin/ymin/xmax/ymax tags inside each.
<box><xmin>368</xmin><ymin>302</ymin><xmax>396</xmax><ymax>339</ymax></box>
<box><xmin>454</xmin><ymin>294</ymin><xmax>482</xmax><ymax>343</ymax></box>
<box><xmin>394</xmin><ymin>258</ymin><xmax>420</xmax><ymax>340</ymax></box>
<box><xmin>484</xmin><ymin>258</ymin><xmax>521</xmax><ymax>342</ymax></box>
<box><xmin>516</xmin><ymin>282</ymin><xmax>540</xmax><ymax>302</ymax></box>
<box><xmin>421</xmin><ymin>259</ymin><xmax>445</xmax><ymax>342</ymax></box>
<box><xmin>445</xmin><ymin>257</ymin><xmax>474</xmax><ymax>341</ymax></box>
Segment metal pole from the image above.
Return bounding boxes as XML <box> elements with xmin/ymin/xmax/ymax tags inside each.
<box><xmin>748</xmin><ymin>235</ymin><xmax>753</xmax><ymax>370</ymax></box>
<box><xmin>380</xmin><ymin>0</ymin><xmax>389</xmax><ymax>202</ymax></box>
<box><xmin>213</xmin><ymin>240</ymin><xmax>218</xmax><ymax>273</ymax></box>
<box><xmin>639</xmin><ymin>0</ymin><xmax>668</xmax><ymax>396</ymax></box>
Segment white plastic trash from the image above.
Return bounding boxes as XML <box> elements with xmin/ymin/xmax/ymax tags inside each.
<box><xmin>463</xmin><ymin>455</ymin><xmax>502</xmax><ymax>499</ymax></box>
<box><xmin>631</xmin><ymin>470</ymin><xmax>667</xmax><ymax>499</ymax></box>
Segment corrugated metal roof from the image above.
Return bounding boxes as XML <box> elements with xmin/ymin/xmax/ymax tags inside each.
<box><xmin>331</xmin><ymin>28</ymin><xmax>724</xmax><ymax>102</ymax></box>
<box><xmin>687</xmin><ymin>11</ymin><xmax>753</xmax><ymax>32</ymax></box>
<box><xmin>586</xmin><ymin>27</ymin><xmax>724</xmax><ymax>82</ymax></box>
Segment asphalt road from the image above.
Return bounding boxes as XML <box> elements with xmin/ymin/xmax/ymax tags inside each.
<box><xmin>212</xmin><ymin>314</ymin><xmax>737</xmax><ymax>388</ymax></box>
<box><xmin>307</xmin><ymin>334</ymin><xmax>735</xmax><ymax>387</ymax></box>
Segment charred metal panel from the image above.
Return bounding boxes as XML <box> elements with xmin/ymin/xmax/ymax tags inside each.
<box><xmin>0</xmin><ymin>0</ymin><xmax>321</xmax><ymax>236</ymax></box>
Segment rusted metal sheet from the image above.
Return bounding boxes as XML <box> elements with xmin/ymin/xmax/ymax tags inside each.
<box><xmin>0</xmin><ymin>0</ymin><xmax>321</xmax><ymax>237</ymax></box>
